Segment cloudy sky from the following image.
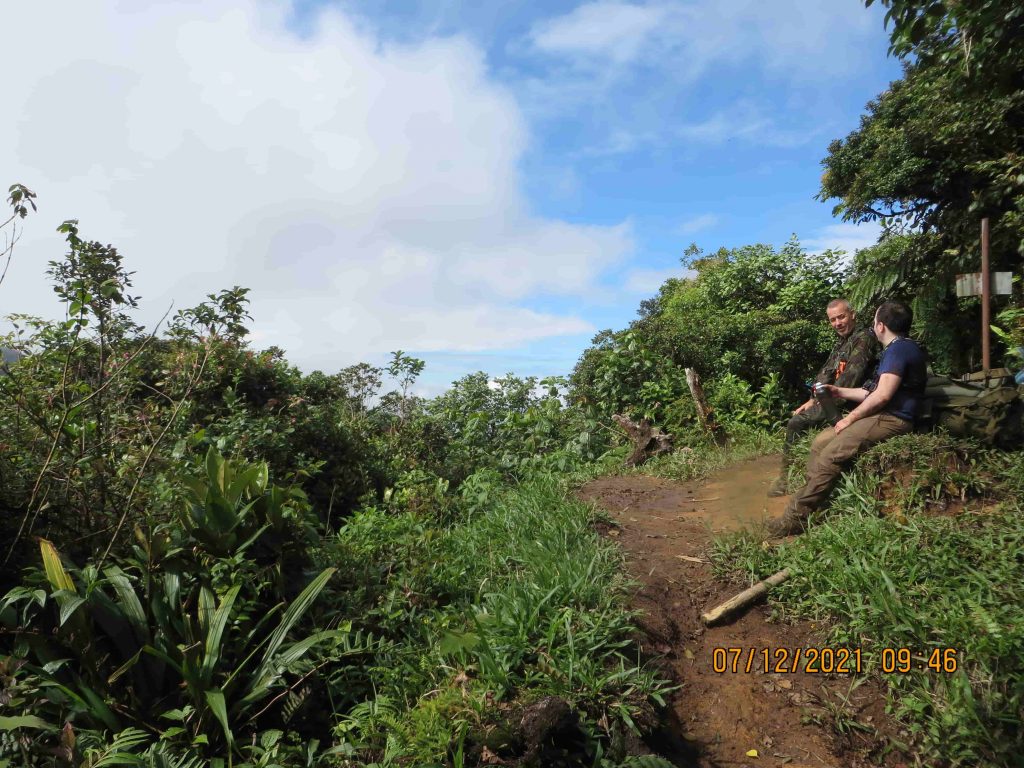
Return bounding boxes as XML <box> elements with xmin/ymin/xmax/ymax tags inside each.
<box><xmin>1</xmin><ymin>0</ymin><xmax>898</xmax><ymax>392</ymax></box>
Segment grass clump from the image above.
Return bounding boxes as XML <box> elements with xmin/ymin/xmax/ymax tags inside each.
<box><xmin>710</xmin><ymin>435</ymin><xmax>1024</xmax><ymax>766</ymax></box>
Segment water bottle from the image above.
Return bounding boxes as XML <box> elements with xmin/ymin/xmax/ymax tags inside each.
<box><xmin>813</xmin><ymin>382</ymin><xmax>841</xmax><ymax>426</ymax></box>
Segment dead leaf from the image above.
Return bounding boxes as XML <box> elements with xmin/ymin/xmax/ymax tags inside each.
<box><xmin>777</xmin><ymin>679</ymin><xmax>792</xmax><ymax>689</ymax></box>
<box><xmin>684</xmin><ymin>648</ymin><xmax>695</xmax><ymax>660</ymax></box>
<box><xmin>746</xmin><ymin>748</ymin><xmax>759</xmax><ymax>758</ymax></box>
<box><xmin>480</xmin><ymin>746</ymin><xmax>504</xmax><ymax>765</ymax></box>
<box><xmin>607</xmin><ymin>529</ymin><xmax>620</xmax><ymax>537</ymax></box>
<box><xmin>675</xmin><ymin>554</ymin><xmax>705</xmax><ymax>563</ymax></box>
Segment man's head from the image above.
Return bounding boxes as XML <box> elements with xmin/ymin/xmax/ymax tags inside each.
<box><xmin>873</xmin><ymin>300</ymin><xmax>913</xmax><ymax>341</ymax></box>
<box><xmin>826</xmin><ymin>298</ymin><xmax>856</xmax><ymax>338</ymax></box>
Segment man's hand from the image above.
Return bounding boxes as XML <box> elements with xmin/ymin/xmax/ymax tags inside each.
<box><xmin>793</xmin><ymin>398</ymin><xmax>815</xmax><ymax>415</ymax></box>
<box><xmin>834</xmin><ymin>415</ymin><xmax>854</xmax><ymax>434</ymax></box>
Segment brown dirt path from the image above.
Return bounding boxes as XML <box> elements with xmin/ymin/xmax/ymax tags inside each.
<box><xmin>579</xmin><ymin>454</ymin><xmax>908</xmax><ymax>768</ymax></box>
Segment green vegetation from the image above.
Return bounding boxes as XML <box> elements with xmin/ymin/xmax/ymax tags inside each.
<box><xmin>0</xmin><ymin>199</ymin><xmax>672</xmax><ymax>766</ymax></box>
<box><xmin>711</xmin><ymin>434</ymin><xmax>1024</xmax><ymax>765</ymax></box>
<box><xmin>569</xmin><ymin>239</ymin><xmax>839</xmax><ymax>436</ymax></box>
<box><xmin>823</xmin><ymin>0</ymin><xmax>1024</xmax><ymax>371</ymax></box>
<box><xmin>2</xmin><ymin>2</ymin><xmax>1023</xmax><ymax>765</ymax></box>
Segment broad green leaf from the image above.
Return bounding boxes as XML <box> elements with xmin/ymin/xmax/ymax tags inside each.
<box><xmin>206</xmin><ymin>446</ymin><xmax>226</xmax><ymax>492</ymax></box>
<box><xmin>241</xmin><ymin>630</ymin><xmax>345</xmax><ymax>707</ymax></box>
<box><xmin>201</xmin><ymin>583</ymin><xmax>241</xmax><ymax>685</ymax></box>
<box><xmin>76</xmin><ymin>680</ymin><xmax>121</xmax><ymax>731</ymax></box>
<box><xmin>227</xmin><ymin>463</ymin><xmax>266</xmax><ymax>504</ymax></box>
<box><xmin>198</xmin><ymin>587</ymin><xmax>216</xmax><ymax>636</ymax></box>
<box><xmin>254</xmin><ymin>568</ymin><xmax>335</xmax><ymax>678</ymax></box>
<box><xmin>0</xmin><ymin>715</ymin><xmax>52</xmax><ymax>730</ymax></box>
<box><xmin>104</xmin><ymin>566</ymin><xmax>150</xmax><ymax>644</ymax></box>
<box><xmin>58</xmin><ymin>595</ymin><xmax>86</xmax><ymax>627</ymax></box>
<box><xmin>204</xmin><ymin>689</ymin><xmax>233</xmax><ymax>747</ymax></box>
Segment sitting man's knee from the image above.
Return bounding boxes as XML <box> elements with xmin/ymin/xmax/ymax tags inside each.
<box><xmin>810</xmin><ymin>428</ymin><xmax>837</xmax><ymax>453</ymax></box>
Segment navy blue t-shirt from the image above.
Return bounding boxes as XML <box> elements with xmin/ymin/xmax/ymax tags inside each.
<box><xmin>864</xmin><ymin>336</ymin><xmax>928</xmax><ymax>422</ymax></box>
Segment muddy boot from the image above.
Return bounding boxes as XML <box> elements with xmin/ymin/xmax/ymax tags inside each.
<box><xmin>767</xmin><ymin>475</ymin><xmax>789</xmax><ymax>497</ymax></box>
<box><xmin>765</xmin><ymin>512</ymin><xmax>806</xmax><ymax>538</ymax></box>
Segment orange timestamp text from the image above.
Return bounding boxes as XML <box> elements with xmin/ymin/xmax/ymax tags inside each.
<box><xmin>711</xmin><ymin>647</ymin><xmax>959</xmax><ymax>675</ymax></box>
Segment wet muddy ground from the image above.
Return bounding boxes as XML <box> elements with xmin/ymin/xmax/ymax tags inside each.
<box><xmin>579</xmin><ymin>455</ymin><xmax>909</xmax><ymax>768</ymax></box>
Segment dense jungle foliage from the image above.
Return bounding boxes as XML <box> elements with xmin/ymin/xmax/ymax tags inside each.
<box><xmin>1</xmin><ymin>199</ymin><xmax>665</xmax><ymax>767</ymax></box>
<box><xmin>1</xmin><ymin>1</ymin><xmax>1023</xmax><ymax>766</ymax></box>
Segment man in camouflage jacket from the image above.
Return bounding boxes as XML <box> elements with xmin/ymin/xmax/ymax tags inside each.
<box><xmin>768</xmin><ymin>298</ymin><xmax>878</xmax><ymax>496</ymax></box>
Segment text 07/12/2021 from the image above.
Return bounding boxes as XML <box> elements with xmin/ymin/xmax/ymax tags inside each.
<box><xmin>711</xmin><ymin>647</ymin><xmax>960</xmax><ymax>675</ymax></box>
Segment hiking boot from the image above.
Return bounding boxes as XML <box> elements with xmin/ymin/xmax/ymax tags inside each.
<box><xmin>767</xmin><ymin>475</ymin><xmax>789</xmax><ymax>497</ymax></box>
<box><xmin>765</xmin><ymin>514</ymin><xmax>806</xmax><ymax>538</ymax></box>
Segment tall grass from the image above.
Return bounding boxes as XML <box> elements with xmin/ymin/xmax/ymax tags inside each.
<box><xmin>710</xmin><ymin>435</ymin><xmax>1024</xmax><ymax>766</ymax></box>
<box><xmin>334</xmin><ymin>472</ymin><xmax>672</xmax><ymax>765</ymax></box>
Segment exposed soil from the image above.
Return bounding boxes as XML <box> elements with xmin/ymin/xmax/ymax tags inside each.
<box><xmin>579</xmin><ymin>454</ymin><xmax>910</xmax><ymax>768</ymax></box>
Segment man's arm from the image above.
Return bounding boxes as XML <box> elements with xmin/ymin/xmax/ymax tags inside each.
<box><xmin>830</xmin><ymin>384</ymin><xmax>869</xmax><ymax>403</ymax></box>
<box><xmin>793</xmin><ymin>397</ymin><xmax>816</xmax><ymax>415</ymax></box>
<box><xmin>833</xmin><ymin>373</ymin><xmax>902</xmax><ymax>434</ymax></box>
<box><xmin>797</xmin><ymin>339</ymin><xmax>844</xmax><ymax>414</ymax></box>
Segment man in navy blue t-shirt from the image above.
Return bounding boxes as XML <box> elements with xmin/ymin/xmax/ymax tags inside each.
<box><xmin>767</xmin><ymin>300</ymin><xmax>927</xmax><ymax>537</ymax></box>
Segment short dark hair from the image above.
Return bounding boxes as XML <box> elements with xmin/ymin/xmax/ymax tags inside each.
<box><xmin>875</xmin><ymin>300</ymin><xmax>913</xmax><ymax>335</ymax></box>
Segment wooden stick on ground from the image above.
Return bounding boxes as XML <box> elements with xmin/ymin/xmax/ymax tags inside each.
<box><xmin>701</xmin><ymin>568</ymin><xmax>791</xmax><ymax>626</ymax></box>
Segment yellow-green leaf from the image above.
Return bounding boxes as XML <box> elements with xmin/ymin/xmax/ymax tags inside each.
<box><xmin>40</xmin><ymin>539</ymin><xmax>76</xmax><ymax>594</ymax></box>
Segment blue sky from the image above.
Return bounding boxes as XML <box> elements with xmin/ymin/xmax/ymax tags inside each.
<box><xmin>1</xmin><ymin>0</ymin><xmax>900</xmax><ymax>393</ymax></box>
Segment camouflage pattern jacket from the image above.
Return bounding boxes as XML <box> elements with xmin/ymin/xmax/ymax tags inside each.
<box><xmin>815</xmin><ymin>327</ymin><xmax>878</xmax><ymax>389</ymax></box>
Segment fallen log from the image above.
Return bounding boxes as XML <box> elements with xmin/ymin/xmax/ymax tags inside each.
<box><xmin>611</xmin><ymin>413</ymin><xmax>673</xmax><ymax>467</ymax></box>
<box><xmin>700</xmin><ymin>568</ymin><xmax>791</xmax><ymax>626</ymax></box>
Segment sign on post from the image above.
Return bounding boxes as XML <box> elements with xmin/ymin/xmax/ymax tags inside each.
<box><xmin>955</xmin><ymin>272</ymin><xmax>1013</xmax><ymax>297</ymax></box>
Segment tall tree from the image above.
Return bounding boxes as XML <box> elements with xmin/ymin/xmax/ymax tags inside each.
<box><xmin>819</xmin><ymin>1</ymin><xmax>1024</xmax><ymax>369</ymax></box>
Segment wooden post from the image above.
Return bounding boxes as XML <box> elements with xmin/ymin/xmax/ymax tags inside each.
<box><xmin>685</xmin><ymin>368</ymin><xmax>725</xmax><ymax>445</ymax></box>
<box><xmin>701</xmin><ymin>568</ymin><xmax>791</xmax><ymax>626</ymax></box>
<box><xmin>981</xmin><ymin>217</ymin><xmax>991</xmax><ymax>376</ymax></box>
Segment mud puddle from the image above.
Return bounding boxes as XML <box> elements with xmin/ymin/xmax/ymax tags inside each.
<box><xmin>579</xmin><ymin>454</ymin><xmax>908</xmax><ymax>768</ymax></box>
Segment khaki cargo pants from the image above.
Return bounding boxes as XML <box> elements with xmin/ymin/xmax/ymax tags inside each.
<box><xmin>782</xmin><ymin>413</ymin><xmax>912</xmax><ymax>523</ymax></box>
<box><xmin>781</xmin><ymin>403</ymin><xmax>829</xmax><ymax>470</ymax></box>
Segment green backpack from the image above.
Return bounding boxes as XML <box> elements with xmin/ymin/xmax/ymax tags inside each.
<box><xmin>919</xmin><ymin>368</ymin><xmax>1023</xmax><ymax>447</ymax></box>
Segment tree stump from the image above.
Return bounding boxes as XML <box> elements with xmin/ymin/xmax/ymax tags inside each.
<box><xmin>612</xmin><ymin>414</ymin><xmax>674</xmax><ymax>467</ymax></box>
<box><xmin>685</xmin><ymin>367</ymin><xmax>726</xmax><ymax>445</ymax></box>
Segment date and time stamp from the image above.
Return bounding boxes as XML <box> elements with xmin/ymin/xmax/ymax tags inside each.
<box><xmin>711</xmin><ymin>646</ymin><xmax>959</xmax><ymax>675</ymax></box>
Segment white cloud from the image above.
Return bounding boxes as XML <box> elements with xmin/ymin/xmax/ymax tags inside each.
<box><xmin>804</xmin><ymin>222</ymin><xmax>882</xmax><ymax>258</ymax></box>
<box><xmin>529</xmin><ymin>2</ymin><xmax>669</xmax><ymax>64</ymax></box>
<box><xmin>0</xmin><ymin>0</ymin><xmax>630</xmax><ymax>372</ymax></box>
<box><xmin>520</xmin><ymin>0</ymin><xmax>879</xmax><ymax>152</ymax></box>
<box><xmin>528</xmin><ymin>0</ymin><xmax>876</xmax><ymax>79</ymax></box>
<box><xmin>678</xmin><ymin>213</ymin><xmax>719</xmax><ymax>235</ymax></box>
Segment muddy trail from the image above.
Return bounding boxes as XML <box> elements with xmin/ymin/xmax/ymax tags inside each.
<box><xmin>579</xmin><ymin>455</ymin><xmax>908</xmax><ymax>768</ymax></box>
